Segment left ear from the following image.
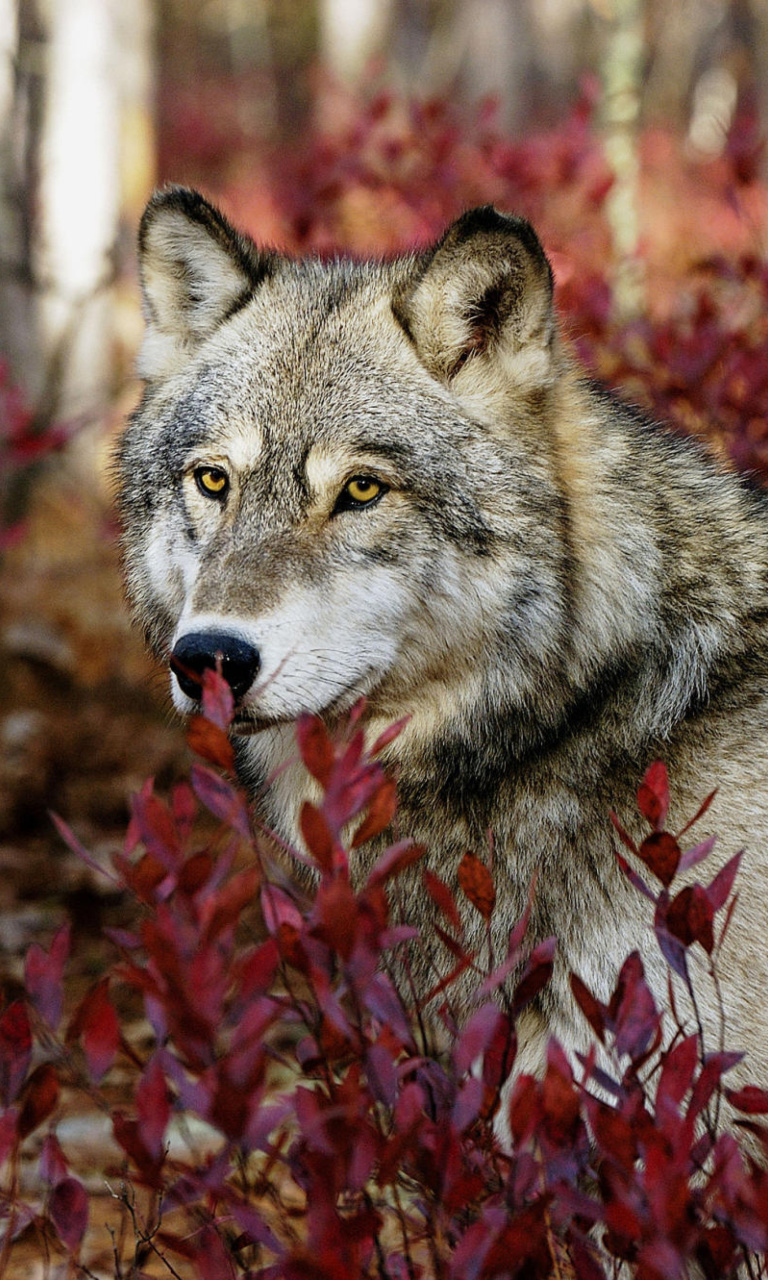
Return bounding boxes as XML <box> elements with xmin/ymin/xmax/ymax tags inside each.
<box><xmin>136</xmin><ymin>186</ymin><xmax>274</xmax><ymax>380</ymax></box>
<box><xmin>392</xmin><ymin>206</ymin><xmax>557</xmax><ymax>391</ymax></box>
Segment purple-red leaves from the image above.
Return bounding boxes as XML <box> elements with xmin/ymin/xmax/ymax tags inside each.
<box><xmin>351</xmin><ymin>775</ymin><xmax>397</xmax><ymax>847</ymax></box>
<box><xmin>191</xmin><ymin>763</ymin><xmax>251</xmax><ymax>837</ymax></box>
<box><xmin>365</xmin><ymin>838</ymin><xmax>425</xmax><ymax>889</ymax></box>
<box><xmin>453</xmin><ymin>1004</ymin><xmax>503</xmax><ymax>1075</ymax></box>
<box><xmin>666</xmin><ymin>884</ymin><xmax>715</xmax><ymax>954</ymax></box>
<box><xmin>27</xmin><ymin>700</ymin><xmax>764</xmax><ymax>1276</ymax></box>
<box><xmin>637</xmin><ymin>760</ymin><xmax>670</xmax><ymax>831</ymax></box>
<box><xmin>636</xmin><ymin>831</ymin><xmax>681</xmax><ymax>887</ymax></box>
<box><xmin>424</xmin><ymin>869</ymin><xmax>463</xmax><ymax>933</ymax></box>
<box><xmin>201</xmin><ymin>665</ymin><xmax>235</xmax><ymax>730</ymax></box>
<box><xmin>457</xmin><ymin>851</ymin><xmax>495</xmax><ymax>919</ymax></box>
<box><xmin>24</xmin><ymin>923</ymin><xmax>70</xmax><ymax>1029</ymax></box>
<box><xmin>67</xmin><ymin>979</ymin><xmax>120</xmax><ymax>1082</ymax></box>
<box><xmin>187</xmin><ymin>714</ymin><xmax>235</xmax><ymax>771</ymax></box>
<box><xmin>0</xmin><ymin>1000</ymin><xmax>32</xmax><ymax>1106</ymax></box>
<box><xmin>296</xmin><ymin>713</ymin><xmax>335</xmax><ymax>786</ymax></box>
<box><xmin>727</xmin><ymin>1085</ymin><xmax>768</xmax><ymax>1114</ymax></box>
<box><xmin>17</xmin><ymin>1063</ymin><xmax>59</xmax><ymax>1138</ymax></box>
<box><xmin>611</xmin><ymin>952</ymin><xmax>660</xmax><ymax>1061</ymax></box>
<box><xmin>136</xmin><ymin>1055</ymin><xmax>171</xmax><ymax>1162</ymax></box>
<box><xmin>113</xmin><ymin>1057</ymin><xmax>170</xmax><ymax>1188</ymax></box>
<box><xmin>300</xmin><ymin>800</ymin><xmax>336</xmax><ymax>872</ymax></box>
<box><xmin>48</xmin><ymin>1177</ymin><xmax>89</xmax><ymax>1251</ymax></box>
<box><xmin>512</xmin><ymin>936</ymin><xmax>557</xmax><ymax>1015</ymax></box>
<box><xmin>570</xmin><ymin>972</ymin><xmax>606</xmax><ymax>1043</ymax></box>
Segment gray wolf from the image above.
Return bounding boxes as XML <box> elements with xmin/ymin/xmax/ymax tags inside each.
<box><xmin>118</xmin><ymin>186</ymin><xmax>768</xmax><ymax>1108</ymax></box>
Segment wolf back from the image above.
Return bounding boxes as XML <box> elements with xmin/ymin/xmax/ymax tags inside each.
<box><xmin>118</xmin><ymin>186</ymin><xmax>768</xmax><ymax>1111</ymax></box>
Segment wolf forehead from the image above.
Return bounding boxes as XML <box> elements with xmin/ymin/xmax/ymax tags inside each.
<box><xmin>121</xmin><ymin>187</ymin><xmax>561</xmax><ymax>522</ymax></box>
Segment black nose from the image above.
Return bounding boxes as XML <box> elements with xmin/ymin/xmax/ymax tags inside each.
<box><xmin>170</xmin><ymin>631</ymin><xmax>261</xmax><ymax>703</ymax></box>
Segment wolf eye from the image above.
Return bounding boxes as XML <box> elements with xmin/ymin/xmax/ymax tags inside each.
<box><xmin>195</xmin><ymin>466</ymin><xmax>229</xmax><ymax>499</ymax></box>
<box><xmin>334</xmin><ymin>475</ymin><xmax>387</xmax><ymax>513</ymax></box>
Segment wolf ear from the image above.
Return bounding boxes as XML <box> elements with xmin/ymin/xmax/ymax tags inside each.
<box><xmin>392</xmin><ymin>207</ymin><xmax>556</xmax><ymax>393</ymax></box>
<box><xmin>137</xmin><ymin>187</ymin><xmax>273</xmax><ymax>379</ymax></box>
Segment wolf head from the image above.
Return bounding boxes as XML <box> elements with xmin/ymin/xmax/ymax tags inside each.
<box><xmin>118</xmin><ymin>187</ymin><xmax>578</xmax><ymax>736</ymax></box>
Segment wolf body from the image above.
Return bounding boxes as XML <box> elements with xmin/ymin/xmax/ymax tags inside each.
<box><xmin>119</xmin><ymin>188</ymin><xmax>768</xmax><ymax>1104</ymax></box>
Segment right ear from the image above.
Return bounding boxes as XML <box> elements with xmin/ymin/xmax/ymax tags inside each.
<box><xmin>137</xmin><ymin>187</ymin><xmax>274</xmax><ymax>380</ymax></box>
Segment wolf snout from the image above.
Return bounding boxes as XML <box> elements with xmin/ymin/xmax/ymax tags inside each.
<box><xmin>170</xmin><ymin>631</ymin><xmax>261</xmax><ymax>703</ymax></box>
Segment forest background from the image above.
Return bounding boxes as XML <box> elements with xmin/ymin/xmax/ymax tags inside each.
<box><xmin>2</xmin><ymin>0</ymin><xmax>768</xmax><ymax>1273</ymax></box>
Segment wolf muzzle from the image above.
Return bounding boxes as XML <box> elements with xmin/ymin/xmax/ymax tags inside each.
<box><xmin>170</xmin><ymin>631</ymin><xmax>261</xmax><ymax>703</ymax></box>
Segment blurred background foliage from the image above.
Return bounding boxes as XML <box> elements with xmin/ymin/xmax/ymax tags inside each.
<box><xmin>1</xmin><ymin>0</ymin><xmax>768</xmax><ymax>946</ymax></box>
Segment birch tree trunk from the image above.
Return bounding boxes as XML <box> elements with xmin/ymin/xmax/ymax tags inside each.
<box><xmin>0</xmin><ymin>0</ymin><xmax>153</xmax><ymax>427</ymax></box>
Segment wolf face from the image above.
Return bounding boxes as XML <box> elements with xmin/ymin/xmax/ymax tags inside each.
<box><xmin>119</xmin><ymin>191</ymin><xmax>585</xmax><ymax>740</ymax></box>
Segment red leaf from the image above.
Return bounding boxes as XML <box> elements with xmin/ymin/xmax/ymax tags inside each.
<box><xmin>177</xmin><ymin>850</ymin><xmax>215</xmax><ymax>895</ymax></box>
<box><xmin>191</xmin><ymin>764</ymin><xmax>251</xmax><ymax>836</ymax></box>
<box><xmin>637</xmin><ymin>760</ymin><xmax>669</xmax><ymax>830</ymax></box>
<box><xmin>136</xmin><ymin>1055</ymin><xmax>170</xmax><ymax>1162</ymax></box>
<box><xmin>130</xmin><ymin>789</ymin><xmax>182</xmax><ymax>869</ymax></box>
<box><xmin>707</xmin><ymin>850</ymin><xmax>743</xmax><ymax>911</ymax></box>
<box><xmin>261</xmin><ymin>884</ymin><xmax>304</xmax><ymax>936</ymax></box>
<box><xmin>351</xmin><ymin>776</ymin><xmax>397</xmax><ymax>847</ymax></box>
<box><xmin>513</xmin><ymin>937</ymin><xmax>556</xmax><ymax>1013</ymax></box>
<box><xmin>609</xmin><ymin>810</ymin><xmax>638</xmax><ymax>855</ymax></box>
<box><xmin>654</xmin><ymin>895</ymin><xmax>690</xmax><ymax>982</ymax></box>
<box><xmin>49</xmin><ymin>812</ymin><xmax>119</xmax><ymax>884</ymax></box>
<box><xmin>171</xmin><ymin>780</ymin><xmax>197</xmax><ymax>843</ymax></box>
<box><xmin>18</xmin><ymin>1063</ymin><xmax>59</xmax><ymax>1138</ymax></box>
<box><xmin>423</xmin><ymin>869</ymin><xmax>463</xmax><ymax>933</ymax></box>
<box><xmin>366</xmin><ymin>839</ymin><xmax>425</xmax><ymax>888</ymax></box>
<box><xmin>49</xmin><ymin>1176</ymin><xmax>88</xmax><ymax>1252</ymax></box>
<box><xmin>364</xmin><ymin>972</ymin><xmax>412</xmax><ymax>1044</ymax></box>
<box><xmin>0</xmin><ymin>1000</ymin><xmax>32</xmax><ymax>1105</ymax></box>
<box><xmin>190</xmin><ymin>1223</ymin><xmax>241</xmax><ymax>1280</ymax></box>
<box><xmin>454</xmin><ymin>1004</ymin><xmax>502</xmax><ymax>1075</ymax></box>
<box><xmin>112</xmin><ymin>850</ymin><xmax>168</xmax><ymax>903</ymax></box>
<box><xmin>296</xmin><ymin>714</ymin><xmax>335</xmax><ymax>785</ymax></box>
<box><xmin>204</xmin><ymin>867</ymin><xmax>260</xmax><ymax>942</ymax></box>
<box><xmin>676</xmin><ymin>787</ymin><xmax>717</xmax><ymax>838</ymax></box>
<box><xmin>481</xmin><ymin>1013</ymin><xmax>517</xmax><ymax>1099</ymax></box>
<box><xmin>727</xmin><ymin>1085</ymin><xmax>768</xmax><ymax>1114</ymax></box>
<box><xmin>610</xmin><ymin>952</ymin><xmax>659</xmax><ymax>1060</ymax></box>
<box><xmin>112</xmin><ymin>1114</ymin><xmax>164</xmax><ymax>1187</ymax></box>
<box><xmin>458</xmin><ymin>851</ymin><xmax>495</xmax><ymax>919</ymax></box>
<box><xmin>239</xmin><ymin>938</ymin><xmax>280</xmax><ymax>998</ymax></box>
<box><xmin>689</xmin><ymin>1051</ymin><xmax>743</xmax><ymax>1120</ymax></box>
<box><xmin>314</xmin><ymin>874</ymin><xmax>359</xmax><ymax>960</ymax></box>
<box><xmin>24</xmin><ymin>923</ymin><xmax>70</xmax><ymax>1029</ymax></box>
<box><xmin>570</xmin><ymin>973</ymin><xmax>606</xmax><ymax>1043</ymax></box>
<box><xmin>656</xmin><ymin>1034</ymin><xmax>699</xmax><ymax>1114</ymax></box>
<box><xmin>299</xmin><ymin>802</ymin><xmax>336</xmax><ymax>873</ymax></box>
<box><xmin>370</xmin><ymin>716</ymin><xmax>410</xmax><ymax>755</ymax></box>
<box><xmin>72</xmin><ymin>981</ymin><xmax>119</xmax><ymax>1082</ymax></box>
<box><xmin>677</xmin><ymin>833</ymin><xmax>718</xmax><ymax>875</ymax></box>
<box><xmin>187</xmin><ymin>715</ymin><xmax>235</xmax><ymax>770</ymax></box>
<box><xmin>40</xmin><ymin>1133</ymin><xmax>68</xmax><ymax>1186</ymax></box>
<box><xmin>542</xmin><ymin>1041</ymin><xmax>580</xmax><ymax>1137</ymax></box>
<box><xmin>636</xmin><ymin>831</ymin><xmax>680</xmax><ymax>887</ymax></box>
<box><xmin>667</xmin><ymin>884</ymin><xmax>714</xmax><ymax>953</ymax></box>
<box><xmin>201</xmin><ymin>665</ymin><xmax>235</xmax><ymax>729</ymax></box>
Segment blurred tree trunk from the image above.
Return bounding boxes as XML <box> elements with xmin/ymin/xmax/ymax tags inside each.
<box><xmin>318</xmin><ymin>0</ymin><xmax>392</xmax><ymax>82</ymax></box>
<box><xmin>600</xmin><ymin>0</ymin><xmax>645</xmax><ymax>319</ymax></box>
<box><xmin>0</xmin><ymin>0</ymin><xmax>154</xmax><ymax>428</ymax></box>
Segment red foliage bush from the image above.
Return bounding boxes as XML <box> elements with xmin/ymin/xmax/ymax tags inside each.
<box><xmin>1</xmin><ymin>669</ymin><xmax>767</xmax><ymax>1276</ymax></box>
<box><xmin>0</xmin><ymin>361</ymin><xmax>70</xmax><ymax>546</ymax></box>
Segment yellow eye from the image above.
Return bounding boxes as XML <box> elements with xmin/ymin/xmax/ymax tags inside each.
<box><xmin>343</xmin><ymin>476</ymin><xmax>383</xmax><ymax>505</ymax></box>
<box><xmin>195</xmin><ymin>466</ymin><xmax>229</xmax><ymax>499</ymax></box>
